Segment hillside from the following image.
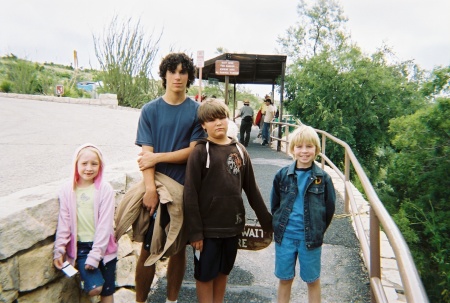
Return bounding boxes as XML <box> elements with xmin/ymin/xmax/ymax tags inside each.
<box><xmin>0</xmin><ymin>54</ymin><xmax>97</xmax><ymax>97</ymax></box>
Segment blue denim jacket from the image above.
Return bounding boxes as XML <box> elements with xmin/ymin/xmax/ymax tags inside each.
<box><xmin>270</xmin><ymin>161</ymin><xmax>336</xmax><ymax>249</ymax></box>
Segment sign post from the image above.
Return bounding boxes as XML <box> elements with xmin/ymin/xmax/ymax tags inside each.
<box><xmin>197</xmin><ymin>51</ymin><xmax>204</xmax><ymax>101</ymax></box>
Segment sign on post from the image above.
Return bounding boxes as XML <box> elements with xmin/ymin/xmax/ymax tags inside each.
<box><xmin>55</xmin><ymin>85</ymin><xmax>64</xmax><ymax>96</ymax></box>
<box><xmin>196</xmin><ymin>50</ymin><xmax>204</xmax><ymax>68</ymax></box>
<box><xmin>197</xmin><ymin>51</ymin><xmax>204</xmax><ymax>101</ymax></box>
<box><xmin>215</xmin><ymin>60</ymin><xmax>239</xmax><ymax>76</ymax></box>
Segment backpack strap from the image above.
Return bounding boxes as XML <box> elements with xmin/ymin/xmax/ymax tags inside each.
<box><xmin>206</xmin><ymin>141</ymin><xmax>210</xmax><ymax>168</ymax></box>
<box><xmin>236</xmin><ymin>144</ymin><xmax>245</xmax><ymax>166</ymax></box>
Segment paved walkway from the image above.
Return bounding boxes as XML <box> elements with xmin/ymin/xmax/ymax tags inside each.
<box><xmin>0</xmin><ymin>97</ymin><xmax>370</xmax><ymax>302</ymax></box>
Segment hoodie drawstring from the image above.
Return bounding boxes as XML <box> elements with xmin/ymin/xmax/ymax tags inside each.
<box><xmin>205</xmin><ymin>141</ymin><xmax>245</xmax><ymax>168</ymax></box>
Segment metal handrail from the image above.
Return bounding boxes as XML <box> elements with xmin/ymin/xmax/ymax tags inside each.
<box><xmin>269</xmin><ymin>121</ymin><xmax>429</xmax><ymax>303</ymax></box>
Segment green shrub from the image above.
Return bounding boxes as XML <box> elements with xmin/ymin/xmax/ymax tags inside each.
<box><xmin>7</xmin><ymin>60</ymin><xmax>39</xmax><ymax>94</ymax></box>
<box><xmin>56</xmin><ymin>71</ymin><xmax>72</xmax><ymax>79</ymax></box>
<box><xmin>0</xmin><ymin>80</ymin><xmax>13</xmax><ymax>92</ymax></box>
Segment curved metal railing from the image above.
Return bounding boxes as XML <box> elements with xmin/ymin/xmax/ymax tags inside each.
<box><xmin>269</xmin><ymin>121</ymin><xmax>429</xmax><ymax>303</ymax></box>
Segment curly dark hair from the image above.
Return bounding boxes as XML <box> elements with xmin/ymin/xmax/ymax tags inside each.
<box><xmin>159</xmin><ymin>53</ymin><xmax>195</xmax><ymax>90</ymax></box>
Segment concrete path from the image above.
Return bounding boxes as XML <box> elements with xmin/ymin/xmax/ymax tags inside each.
<box><xmin>0</xmin><ymin>96</ymin><xmax>370</xmax><ymax>302</ymax></box>
<box><xmin>0</xmin><ymin>96</ymin><xmax>141</xmax><ymax>197</ymax></box>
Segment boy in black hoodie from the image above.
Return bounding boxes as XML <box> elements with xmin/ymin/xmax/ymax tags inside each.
<box><xmin>184</xmin><ymin>99</ymin><xmax>273</xmax><ymax>303</ymax></box>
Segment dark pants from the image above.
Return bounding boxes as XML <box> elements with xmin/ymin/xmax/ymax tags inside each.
<box><xmin>239</xmin><ymin>118</ymin><xmax>253</xmax><ymax>146</ymax></box>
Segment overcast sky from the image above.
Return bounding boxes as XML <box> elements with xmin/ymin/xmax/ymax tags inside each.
<box><xmin>1</xmin><ymin>0</ymin><xmax>449</xmax><ymax>95</ymax></box>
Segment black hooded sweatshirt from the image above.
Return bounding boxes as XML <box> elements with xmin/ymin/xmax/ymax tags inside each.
<box><xmin>183</xmin><ymin>138</ymin><xmax>272</xmax><ymax>243</ymax></box>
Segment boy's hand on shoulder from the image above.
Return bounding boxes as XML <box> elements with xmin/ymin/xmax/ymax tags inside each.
<box><xmin>137</xmin><ymin>151</ymin><xmax>159</xmax><ymax>170</ymax></box>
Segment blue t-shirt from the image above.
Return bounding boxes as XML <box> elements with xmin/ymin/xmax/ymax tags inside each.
<box><xmin>136</xmin><ymin>97</ymin><xmax>205</xmax><ymax>184</ymax></box>
<box><xmin>284</xmin><ymin>167</ymin><xmax>312</xmax><ymax>240</ymax></box>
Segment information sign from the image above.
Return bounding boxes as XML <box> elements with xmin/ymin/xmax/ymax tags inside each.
<box><xmin>238</xmin><ymin>224</ymin><xmax>272</xmax><ymax>250</ymax></box>
<box><xmin>197</xmin><ymin>50</ymin><xmax>204</xmax><ymax>68</ymax></box>
<box><xmin>215</xmin><ymin>60</ymin><xmax>239</xmax><ymax>76</ymax></box>
<box><xmin>55</xmin><ymin>85</ymin><xmax>64</xmax><ymax>96</ymax></box>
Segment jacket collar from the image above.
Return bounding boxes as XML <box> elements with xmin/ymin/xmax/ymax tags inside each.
<box><xmin>287</xmin><ymin>161</ymin><xmax>324</xmax><ymax>179</ymax></box>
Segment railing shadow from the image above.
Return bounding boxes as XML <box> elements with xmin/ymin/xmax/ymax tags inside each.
<box><xmin>269</xmin><ymin>121</ymin><xmax>428</xmax><ymax>303</ymax></box>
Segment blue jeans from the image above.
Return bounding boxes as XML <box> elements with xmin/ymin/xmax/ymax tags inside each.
<box><xmin>262</xmin><ymin>122</ymin><xmax>270</xmax><ymax>142</ymax></box>
<box><xmin>77</xmin><ymin>242</ymin><xmax>117</xmax><ymax>296</ymax></box>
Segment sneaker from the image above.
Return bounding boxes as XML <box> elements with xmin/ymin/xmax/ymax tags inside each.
<box><xmin>261</xmin><ymin>141</ymin><xmax>268</xmax><ymax>146</ymax></box>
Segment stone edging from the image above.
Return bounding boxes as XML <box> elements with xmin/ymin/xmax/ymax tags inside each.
<box><xmin>0</xmin><ymin>92</ymin><xmax>118</xmax><ymax>109</ymax></box>
<box><xmin>0</xmin><ymin>161</ymin><xmax>142</xmax><ymax>303</ymax></box>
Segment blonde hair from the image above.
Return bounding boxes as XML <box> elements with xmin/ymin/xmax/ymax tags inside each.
<box><xmin>74</xmin><ymin>145</ymin><xmax>103</xmax><ymax>189</ymax></box>
<box><xmin>289</xmin><ymin>125</ymin><xmax>321</xmax><ymax>159</ymax></box>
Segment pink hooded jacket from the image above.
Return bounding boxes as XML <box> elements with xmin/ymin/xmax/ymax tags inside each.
<box><xmin>53</xmin><ymin>143</ymin><xmax>118</xmax><ymax>268</ymax></box>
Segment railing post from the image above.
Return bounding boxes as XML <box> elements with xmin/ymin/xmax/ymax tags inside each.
<box><xmin>321</xmin><ymin>135</ymin><xmax>326</xmax><ymax>169</ymax></box>
<box><xmin>277</xmin><ymin>124</ymin><xmax>282</xmax><ymax>151</ymax></box>
<box><xmin>370</xmin><ymin>209</ymin><xmax>381</xmax><ymax>303</ymax></box>
<box><xmin>285</xmin><ymin>125</ymin><xmax>289</xmax><ymax>153</ymax></box>
<box><xmin>344</xmin><ymin>150</ymin><xmax>350</xmax><ymax>213</ymax></box>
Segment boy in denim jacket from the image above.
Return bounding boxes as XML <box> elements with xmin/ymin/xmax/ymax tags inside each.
<box><xmin>270</xmin><ymin>125</ymin><xmax>336</xmax><ymax>303</ymax></box>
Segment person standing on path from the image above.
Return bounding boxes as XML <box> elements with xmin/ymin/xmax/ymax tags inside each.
<box><xmin>261</xmin><ymin>98</ymin><xmax>276</xmax><ymax>146</ymax></box>
<box><xmin>270</xmin><ymin>125</ymin><xmax>336</xmax><ymax>303</ymax></box>
<box><xmin>184</xmin><ymin>99</ymin><xmax>272</xmax><ymax>303</ymax></box>
<box><xmin>135</xmin><ymin>53</ymin><xmax>206</xmax><ymax>303</ymax></box>
<box><xmin>234</xmin><ymin>99</ymin><xmax>254</xmax><ymax>147</ymax></box>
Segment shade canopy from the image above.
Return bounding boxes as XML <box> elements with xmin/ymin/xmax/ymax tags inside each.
<box><xmin>197</xmin><ymin>53</ymin><xmax>287</xmax><ymax>85</ymax></box>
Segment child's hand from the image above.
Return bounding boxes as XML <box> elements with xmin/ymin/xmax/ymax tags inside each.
<box><xmin>191</xmin><ymin>240</ymin><xmax>203</xmax><ymax>252</ymax></box>
<box><xmin>53</xmin><ymin>256</ymin><xmax>64</xmax><ymax>270</ymax></box>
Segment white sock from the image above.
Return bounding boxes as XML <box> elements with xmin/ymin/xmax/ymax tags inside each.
<box><xmin>165</xmin><ymin>300</ymin><xmax>177</xmax><ymax>303</ymax></box>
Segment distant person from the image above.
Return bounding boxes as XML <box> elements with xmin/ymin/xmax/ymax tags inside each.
<box><xmin>270</xmin><ymin>125</ymin><xmax>336</xmax><ymax>303</ymax></box>
<box><xmin>255</xmin><ymin>97</ymin><xmax>268</xmax><ymax>137</ymax></box>
<box><xmin>234</xmin><ymin>99</ymin><xmax>254</xmax><ymax>147</ymax></box>
<box><xmin>261</xmin><ymin>97</ymin><xmax>276</xmax><ymax>146</ymax></box>
<box><xmin>183</xmin><ymin>99</ymin><xmax>273</xmax><ymax>303</ymax></box>
<box><xmin>135</xmin><ymin>52</ymin><xmax>206</xmax><ymax>303</ymax></box>
<box><xmin>53</xmin><ymin>144</ymin><xmax>118</xmax><ymax>303</ymax></box>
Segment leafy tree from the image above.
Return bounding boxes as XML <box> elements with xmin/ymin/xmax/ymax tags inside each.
<box><xmin>93</xmin><ymin>16</ymin><xmax>162</xmax><ymax>108</ymax></box>
<box><xmin>277</xmin><ymin>0</ymin><xmax>348</xmax><ymax>61</ymax></box>
<box><xmin>420</xmin><ymin>66</ymin><xmax>450</xmax><ymax>98</ymax></box>
<box><xmin>278</xmin><ymin>0</ymin><xmax>426</xmax><ymax>180</ymax></box>
<box><xmin>283</xmin><ymin>46</ymin><xmax>424</xmax><ymax>180</ymax></box>
<box><xmin>387</xmin><ymin>97</ymin><xmax>450</xmax><ymax>302</ymax></box>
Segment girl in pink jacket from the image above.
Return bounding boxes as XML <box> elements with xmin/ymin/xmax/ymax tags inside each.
<box><xmin>53</xmin><ymin>143</ymin><xmax>118</xmax><ymax>303</ymax></box>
